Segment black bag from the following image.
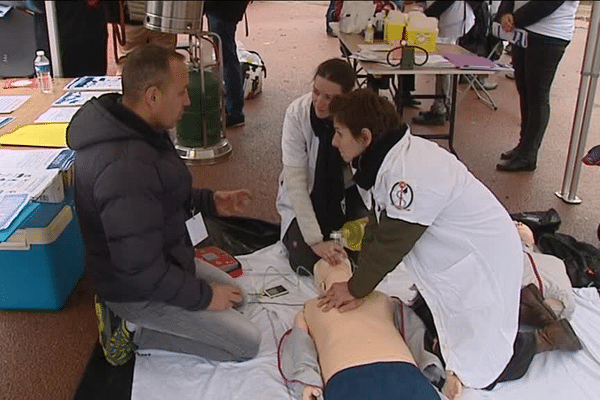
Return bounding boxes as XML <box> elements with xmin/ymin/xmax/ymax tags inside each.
<box><xmin>203</xmin><ymin>216</ymin><xmax>280</xmax><ymax>256</ymax></box>
<box><xmin>537</xmin><ymin>232</ymin><xmax>600</xmax><ymax>290</ymax></box>
<box><xmin>459</xmin><ymin>1</ymin><xmax>502</xmax><ymax>60</ymax></box>
<box><xmin>510</xmin><ymin>208</ymin><xmax>561</xmax><ymax>241</ymax></box>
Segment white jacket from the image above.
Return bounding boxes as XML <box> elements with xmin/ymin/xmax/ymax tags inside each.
<box><xmin>358</xmin><ymin>129</ymin><xmax>523</xmax><ymax>388</ymax></box>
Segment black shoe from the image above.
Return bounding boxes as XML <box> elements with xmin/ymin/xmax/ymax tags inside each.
<box><xmin>412</xmin><ymin>111</ymin><xmax>446</xmax><ymax>126</ymax></box>
<box><xmin>500</xmin><ymin>146</ymin><xmax>521</xmax><ymax>160</ymax></box>
<box><xmin>496</xmin><ymin>156</ymin><xmax>536</xmax><ymax>172</ymax></box>
<box><xmin>226</xmin><ymin>115</ymin><xmax>245</xmax><ymax>129</ymax></box>
<box><xmin>402</xmin><ymin>97</ymin><xmax>421</xmax><ymax>109</ymax></box>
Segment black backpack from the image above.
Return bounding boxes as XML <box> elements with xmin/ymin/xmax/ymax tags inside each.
<box><xmin>459</xmin><ymin>1</ymin><xmax>502</xmax><ymax>60</ymax></box>
<box><xmin>537</xmin><ymin>232</ymin><xmax>600</xmax><ymax>291</ymax></box>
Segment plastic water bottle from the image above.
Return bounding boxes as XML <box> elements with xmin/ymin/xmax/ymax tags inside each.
<box><xmin>364</xmin><ymin>20</ymin><xmax>375</xmax><ymax>44</ymax></box>
<box><xmin>34</xmin><ymin>50</ymin><xmax>53</xmax><ymax>93</ymax></box>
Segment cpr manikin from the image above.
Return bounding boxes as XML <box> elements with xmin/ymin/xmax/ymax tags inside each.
<box><xmin>279</xmin><ymin>258</ymin><xmax>445</xmax><ymax>400</ymax></box>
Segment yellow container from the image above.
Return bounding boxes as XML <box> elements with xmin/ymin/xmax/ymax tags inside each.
<box><xmin>384</xmin><ymin>21</ymin><xmax>406</xmax><ymax>47</ymax></box>
<box><xmin>406</xmin><ymin>28</ymin><xmax>438</xmax><ymax>52</ymax></box>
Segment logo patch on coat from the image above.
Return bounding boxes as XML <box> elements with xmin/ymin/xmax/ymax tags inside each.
<box><xmin>390</xmin><ymin>181</ymin><xmax>413</xmax><ymax>210</ymax></box>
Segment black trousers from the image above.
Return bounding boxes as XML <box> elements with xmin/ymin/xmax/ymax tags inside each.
<box><xmin>511</xmin><ymin>31</ymin><xmax>568</xmax><ymax>161</ymax></box>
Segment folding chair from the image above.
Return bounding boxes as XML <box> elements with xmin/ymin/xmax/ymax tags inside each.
<box><xmin>457</xmin><ymin>40</ymin><xmax>504</xmax><ymax>111</ymax></box>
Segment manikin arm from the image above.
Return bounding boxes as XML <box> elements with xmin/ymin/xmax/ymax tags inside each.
<box><xmin>279</xmin><ymin>310</ymin><xmax>324</xmax><ymax>400</ymax></box>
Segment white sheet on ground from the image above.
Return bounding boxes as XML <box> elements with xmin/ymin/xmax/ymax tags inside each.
<box><xmin>132</xmin><ymin>243</ymin><xmax>600</xmax><ymax>400</ymax></box>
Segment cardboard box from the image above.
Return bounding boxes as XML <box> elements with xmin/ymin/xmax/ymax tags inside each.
<box><xmin>406</xmin><ymin>27</ymin><xmax>438</xmax><ymax>53</ymax></box>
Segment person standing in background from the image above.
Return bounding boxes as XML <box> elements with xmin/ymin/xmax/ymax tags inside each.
<box><xmin>112</xmin><ymin>0</ymin><xmax>178</xmax><ymax>67</ymax></box>
<box><xmin>204</xmin><ymin>1</ymin><xmax>250</xmax><ymax>129</ymax></box>
<box><xmin>412</xmin><ymin>1</ymin><xmax>475</xmax><ymax>125</ymax></box>
<box><xmin>496</xmin><ymin>1</ymin><xmax>579</xmax><ymax>172</ymax></box>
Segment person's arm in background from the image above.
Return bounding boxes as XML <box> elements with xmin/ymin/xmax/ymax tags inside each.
<box><xmin>497</xmin><ymin>1</ymin><xmax>566</xmax><ymax>29</ymax></box>
<box><xmin>424</xmin><ymin>1</ymin><xmax>455</xmax><ymax>19</ymax></box>
<box><xmin>511</xmin><ymin>1</ymin><xmax>566</xmax><ymax>29</ymax></box>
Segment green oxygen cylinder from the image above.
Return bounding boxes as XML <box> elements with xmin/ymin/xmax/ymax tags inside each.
<box><xmin>176</xmin><ymin>66</ymin><xmax>222</xmax><ymax>148</ymax></box>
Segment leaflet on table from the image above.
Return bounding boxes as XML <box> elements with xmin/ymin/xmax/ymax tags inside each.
<box><xmin>53</xmin><ymin>91</ymin><xmax>107</xmax><ymax>107</ymax></box>
<box><xmin>0</xmin><ymin>5</ymin><xmax>11</xmax><ymax>18</ymax></box>
<box><xmin>64</xmin><ymin>76</ymin><xmax>122</xmax><ymax>92</ymax></box>
<box><xmin>0</xmin><ymin>95</ymin><xmax>31</xmax><ymax>113</ymax></box>
<box><xmin>0</xmin><ymin>116</ymin><xmax>15</xmax><ymax>129</ymax></box>
<box><xmin>0</xmin><ymin>169</ymin><xmax>62</xmax><ymax>201</ymax></box>
<box><xmin>491</xmin><ymin>22</ymin><xmax>527</xmax><ymax>48</ymax></box>
<box><xmin>34</xmin><ymin>107</ymin><xmax>79</xmax><ymax>123</ymax></box>
<box><xmin>0</xmin><ymin>148</ymin><xmax>74</xmax><ymax>171</ymax></box>
<box><xmin>0</xmin><ymin>193</ymin><xmax>30</xmax><ymax>231</ymax></box>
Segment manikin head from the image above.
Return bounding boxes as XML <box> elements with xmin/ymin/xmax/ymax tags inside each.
<box><xmin>313</xmin><ymin>258</ymin><xmax>353</xmax><ymax>295</ymax></box>
<box><xmin>515</xmin><ymin>221</ymin><xmax>535</xmax><ymax>247</ymax></box>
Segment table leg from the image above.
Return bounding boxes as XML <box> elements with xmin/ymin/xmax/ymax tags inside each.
<box><xmin>448</xmin><ymin>74</ymin><xmax>458</xmax><ymax>155</ymax></box>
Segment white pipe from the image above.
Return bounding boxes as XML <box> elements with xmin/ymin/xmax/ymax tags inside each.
<box><xmin>556</xmin><ymin>2</ymin><xmax>600</xmax><ymax>204</ymax></box>
<box><xmin>44</xmin><ymin>0</ymin><xmax>62</xmax><ymax>77</ymax></box>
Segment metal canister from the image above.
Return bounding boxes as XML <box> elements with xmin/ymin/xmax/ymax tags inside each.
<box><xmin>144</xmin><ymin>1</ymin><xmax>204</xmax><ymax>34</ymax></box>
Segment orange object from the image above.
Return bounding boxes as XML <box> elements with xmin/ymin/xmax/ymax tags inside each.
<box><xmin>195</xmin><ymin>246</ymin><xmax>243</xmax><ymax>278</ymax></box>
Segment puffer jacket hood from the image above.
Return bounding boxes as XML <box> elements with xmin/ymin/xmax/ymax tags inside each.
<box><xmin>67</xmin><ymin>93</ymin><xmax>169</xmax><ymax>151</ymax></box>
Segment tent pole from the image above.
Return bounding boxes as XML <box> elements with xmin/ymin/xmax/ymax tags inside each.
<box><xmin>44</xmin><ymin>0</ymin><xmax>62</xmax><ymax>78</ymax></box>
<box><xmin>556</xmin><ymin>2</ymin><xmax>600</xmax><ymax>204</ymax></box>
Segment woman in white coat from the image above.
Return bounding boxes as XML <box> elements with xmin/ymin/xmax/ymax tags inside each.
<box><xmin>276</xmin><ymin>58</ymin><xmax>367</xmax><ymax>275</ymax></box>
<box><xmin>318</xmin><ymin>88</ymin><xmax>582</xmax><ymax>394</ymax></box>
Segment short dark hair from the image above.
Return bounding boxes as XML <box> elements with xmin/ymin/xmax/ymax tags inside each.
<box><xmin>330</xmin><ymin>88</ymin><xmax>401</xmax><ymax>143</ymax></box>
<box><xmin>121</xmin><ymin>44</ymin><xmax>185</xmax><ymax>102</ymax></box>
<box><xmin>314</xmin><ymin>58</ymin><xmax>356</xmax><ymax>93</ymax></box>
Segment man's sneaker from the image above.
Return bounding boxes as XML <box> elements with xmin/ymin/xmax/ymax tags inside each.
<box><xmin>94</xmin><ymin>295</ymin><xmax>135</xmax><ymax>366</ymax></box>
<box><xmin>226</xmin><ymin>115</ymin><xmax>245</xmax><ymax>129</ymax></box>
<box><xmin>412</xmin><ymin>111</ymin><xmax>446</xmax><ymax>126</ymax></box>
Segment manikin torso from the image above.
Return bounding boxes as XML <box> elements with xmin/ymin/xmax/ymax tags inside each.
<box><xmin>303</xmin><ymin>290</ymin><xmax>416</xmax><ymax>383</ymax></box>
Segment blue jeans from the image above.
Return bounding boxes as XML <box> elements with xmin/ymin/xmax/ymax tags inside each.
<box><xmin>106</xmin><ymin>259</ymin><xmax>261</xmax><ymax>361</ymax></box>
<box><xmin>207</xmin><ymin>14</ymin><xmax>245</xmax><ymax>120</ymax></box>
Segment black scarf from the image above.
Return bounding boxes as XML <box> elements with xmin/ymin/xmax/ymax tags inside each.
<box><xmin>309</xmin><ymin>104</ymin><xmax>346</xmax><ymax>239</ymax></box>
<box><xmin>353</xmin><ymin>124</ymin><xmax>408</xmax><ymax>190</ymax></box>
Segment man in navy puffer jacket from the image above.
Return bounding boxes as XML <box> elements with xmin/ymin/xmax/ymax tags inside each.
<box><xmin>67</xmin><ymin>44</ymin><xmax>261</xmax><ymax>361</ymax></box>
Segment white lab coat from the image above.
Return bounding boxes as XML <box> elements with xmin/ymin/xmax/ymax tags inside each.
<box><xmin>426</xmin><ymin>0</ymin><xmax>475</xmax><ymax>41</ymax></box>
<box><xmin>276</xmin><ymin>93</ymin><xmax>320</xmax><ymax>240</ymax></box>
<box><xmin>358</xmin><ymin>129</ymin><xmax>524</xmax><ymax>388</ymax></box>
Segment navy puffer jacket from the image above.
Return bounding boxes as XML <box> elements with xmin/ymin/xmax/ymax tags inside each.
<box><xmin>67</xmin><ymin>93</ymin><xmax>216</xmax><ymax>310</ymax></box>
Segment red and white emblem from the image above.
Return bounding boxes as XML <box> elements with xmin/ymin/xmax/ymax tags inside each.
<box><xmin>390</xmin><ymin>181</ymin><xmax>413</xmax><ymax>210</ymax></box>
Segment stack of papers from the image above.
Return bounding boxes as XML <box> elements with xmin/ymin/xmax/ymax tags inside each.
<box><xmin>53</xmin><ymin>91</ymin><xmax>106</xmax><ymax>107</ymax></box>
<box><xmin>0</xmin><ymin>116</ymin><xmax>14</xmax><ymax>129</ymax></box>
<box><xmin>64</xmin><ymin>76</ymin><xmax>122</xmax><ymax>92</ymax></box>
<box><xmin>0</xmin><ymin>148</ymin><xmax>74</xmax><ymax>231</ymax></box>
<box><xmin>0</xmin><ymin>95</ymin><xmax>31</xmax><ymax>113</ymax></box>
<box><xmin>30</xmin><ymin>76</ymin><xmax>121</xmax><ymax>125</ymax></box>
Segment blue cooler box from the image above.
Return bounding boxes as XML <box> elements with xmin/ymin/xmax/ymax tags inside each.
<box><xmin>0</xmin><ymin>190</ymin><xmax>84</xmax><ymax>311</ymax></box>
